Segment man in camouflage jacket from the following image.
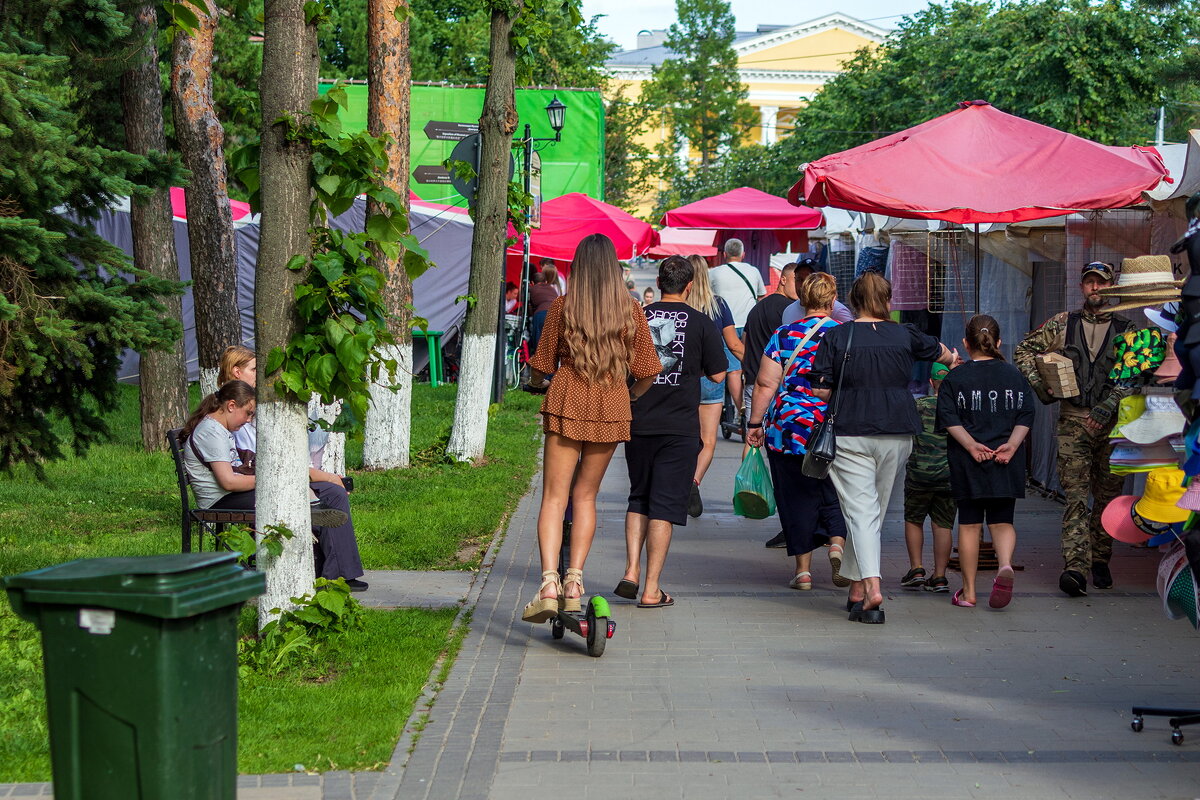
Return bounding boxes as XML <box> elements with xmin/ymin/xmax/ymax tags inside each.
<box><xmin>1014</xmin><ymin>262</ymin><xmax>1135</xmax><ymax>597</ymax></box>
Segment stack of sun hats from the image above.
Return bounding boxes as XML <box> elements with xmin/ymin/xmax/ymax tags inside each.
<box><xmin>1097</xmin><ymin>255</ymin><xmax>1183</xmax><ymax>313</ymax></box>
<box><xmin>1102</xmin><ymin>467</ymin><xmax>1190</xmax><ymax>546</ymax></box>
<box><xmin>1109</xmin><ymin>394</ymin><xmax>1185</xmax><ymax>473</ymax></box>
<box><xmin>1158</xmin><ymin>541</ymin><xmax>1199</xmax><ymax>630</ymax></box>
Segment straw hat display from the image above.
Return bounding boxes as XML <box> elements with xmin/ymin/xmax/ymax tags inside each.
<box><xmin>1098</xmin><ymin>255</ymin><xmax>1183</xmax><ymax>313</ymax></box>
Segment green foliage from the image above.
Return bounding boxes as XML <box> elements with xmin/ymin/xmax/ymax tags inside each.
<box><xmin>213</xmin><ymin>0</ymin><xmax>265</xmax><ymax>153</ymax></box>
<box><xmin>239</xmin><ymin>578</ymin><xmax>365</xmax><ymax>676</ymax></box>
<box><xmin>232</xmin><ymin>85</ymin><xmax>434</xmax><ymax>430</ymax></box>
<box><xmin>315</xmin><ymin>0</ymin><xmax>611</xmax><ymax>88</ymax></box>
<box><xmin>775</xmin><ymin>0</ymin><xmax>1200</xmax><ymax>169</ymax></box>
<box><xmin>602</xmin><ymin>86</ymin><xmax>657</xmax><ymax>213</ymax></box>
<box><xmin>0</xmin><ymin>21</ymin><xmax>184</xmax><ymax>475</ymax></box>
<box><xmin>640</xmin><ymin>0</ymin><xmax>755</xmax><ymax>169</ymax></box>
<box><xmin>216</xmin><ymin>523</ymin><xmax>295</xmax><ymax>566</ymax></box>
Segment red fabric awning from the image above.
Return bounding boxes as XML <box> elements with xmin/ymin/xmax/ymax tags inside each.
<box><xmin>170</xmin><ymin>187</ymin><xmax>252</xmax><ymax>221</ymax></box>
<box><xmin>789</xmin><ymin>101</ymin><xmax>1169</xmax><ymax>223</ymax></box>
<box><xmin>661</xmin><ymin>186</ymin><xmax>824</xmax><ymax>231</ymax></box>
<box><xmin>507</xmin><ymin>192</ymin><xmax>658</xmax><ymax>262</ymax></box>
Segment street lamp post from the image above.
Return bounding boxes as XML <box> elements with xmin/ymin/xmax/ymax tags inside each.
<box><xmin>494</xmin><ymin>96</ymin><xmax>567</xmax><ymax>401</ymax></box>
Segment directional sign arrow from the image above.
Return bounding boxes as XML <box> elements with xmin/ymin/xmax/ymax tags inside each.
<box><xmin>413</xmin><ymin>165</ymin><xmax>451</xmax><ymax>184</ymax></box>
<box><xmin>423</xmin><ymin>120</ymin><xmax>480</xmax><ymax>141</ymax></box>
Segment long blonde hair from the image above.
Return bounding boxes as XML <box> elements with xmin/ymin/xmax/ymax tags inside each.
<box><xmin>561</xmin><ymin>234</ymin><xmax>634</xmax><ymax>385</ymax></box>
<box><xmin>687</xmin><ymin>254</ymin><xmax>719</xmax><ymax>317</ymax></box>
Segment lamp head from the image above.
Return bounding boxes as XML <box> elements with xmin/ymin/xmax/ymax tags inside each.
<box><xmin>545</xmin><ymin>96</ymin><xmax>567</xmax><ymax>135</ymax></box>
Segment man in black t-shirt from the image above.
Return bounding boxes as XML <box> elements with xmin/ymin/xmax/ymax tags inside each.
<box><xmin>614</xmin><ymin>256</ymin><xmax>726</xmax><ymax>609</ymax></box>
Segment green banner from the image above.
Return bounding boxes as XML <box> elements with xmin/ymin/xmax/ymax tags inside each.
<box><xmin>320</xmin><ymin>83</ymin><xmax>604</xmax><ymax>207</ymax></box>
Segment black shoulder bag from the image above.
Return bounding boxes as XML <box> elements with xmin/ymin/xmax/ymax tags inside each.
<box><xmin>802</xmin><ymin>322</ymin><xmax>854</xmax><ymax>479</ymax></box>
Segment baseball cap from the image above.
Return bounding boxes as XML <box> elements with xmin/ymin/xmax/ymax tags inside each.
<box><xmin>1081</xmin><ymin>261</ymin><xmax>1115</xmax><ymax>281</ymax></box>
<box><xmin>794</xmin><ymin>257</ymin><xmax>819</xmax><ymax>268</ymax></box>
<box><xmin>930</xmin><ymin>362</ymin><xmax>950</xmax><ymax>380</ymax></box>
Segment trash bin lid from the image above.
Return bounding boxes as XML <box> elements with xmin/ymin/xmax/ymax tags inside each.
<box><xmin>3</xmin><ymin>552</ymin><xmax>265</xmax><ymax>620</ymax></box>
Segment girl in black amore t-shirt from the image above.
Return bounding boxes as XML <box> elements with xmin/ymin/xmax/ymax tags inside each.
<box><xmin>936</xmin><ymin>314</ymin><xmax>1034</xmax><ymax>611</ymax></box>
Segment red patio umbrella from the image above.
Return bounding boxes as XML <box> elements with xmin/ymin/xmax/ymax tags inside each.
<box><xmin>790</xmin><ymin>101</ymin><xmax>1168</xmax><ymax>223</ymax></box>
<box><xmin>508</xmin><ymin>192</ymin><xmax>658</xmax><ymax>262</ymax></box>
<box><xmin>789</xmin><ymin>101</ymin><xmax>1169</xmax><ymax>309</ymax></box>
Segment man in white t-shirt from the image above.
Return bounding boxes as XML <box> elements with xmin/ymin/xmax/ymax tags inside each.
<box><xmin>708</xmin><ymin>238</ymin><xmax>765</xmax><ymax>421</ymax></box>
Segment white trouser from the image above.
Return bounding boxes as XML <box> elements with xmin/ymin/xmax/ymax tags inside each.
<box><xmin>828</xmin><ymin>434</ymin><xmax>912</xmax><ymax>581</ymax></box>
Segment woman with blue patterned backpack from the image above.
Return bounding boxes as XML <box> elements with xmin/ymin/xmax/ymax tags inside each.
<box><xmin>745</xmin><ymin>272</ymin><xmax>848</xmax><ymax>590</ymax></box>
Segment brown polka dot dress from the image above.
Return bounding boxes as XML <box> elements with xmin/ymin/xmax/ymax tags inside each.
<box><xmin>529</xmin><ymin>296</ymin><xmax>662</xmax><ymax>442</ymax></box>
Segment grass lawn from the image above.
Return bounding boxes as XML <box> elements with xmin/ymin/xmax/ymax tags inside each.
<box><xmin>0</xmin><ymin>382</ymin><xmax>543</xmax><ymax>782</ymax></box>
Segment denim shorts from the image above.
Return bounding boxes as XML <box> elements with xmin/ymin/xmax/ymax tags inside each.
<box><xmin>699</xmin><ymin>376</ymin><xmax>724</xmax><ymax>404</ymax></box>
<box><xmin>723</xmin><ymin>344</ymin><xmax>741</xmax><ymax>372</ymax></box>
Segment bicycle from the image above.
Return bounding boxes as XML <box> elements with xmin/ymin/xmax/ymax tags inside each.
<box><xmin>503</xmin><ymin>313</ymin><xmax>531</xmax><ymax>390</ymax></box>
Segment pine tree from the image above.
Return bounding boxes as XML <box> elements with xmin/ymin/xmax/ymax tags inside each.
<box><xmin>0</xmin><ymin>29</ymin><xmax>183</xmax><ymax>474</ymax></box>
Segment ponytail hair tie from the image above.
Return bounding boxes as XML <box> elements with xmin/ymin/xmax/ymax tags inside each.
<box><xmin>979</xmin><ymin>327</ymin><xmax>990</xmax><ymax>334</ymax></box>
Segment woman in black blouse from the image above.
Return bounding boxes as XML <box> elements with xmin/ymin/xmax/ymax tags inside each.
<box><xmin>811</xmin><ymin>272</ymin><xmax>957</xmax><ymax>624</ymax></box>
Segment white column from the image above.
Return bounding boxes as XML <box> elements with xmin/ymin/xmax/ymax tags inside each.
<box><xmin>760</xmin><ymin>106</ymin><xmax>779</xmax><ymax>146</ymax></box>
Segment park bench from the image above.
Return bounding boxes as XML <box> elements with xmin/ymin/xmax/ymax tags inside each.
<box><xmin>167</xmin><ymin>428</ymin><xmax>255</xmax><ymax>553</ymax></box>
<box><xmin>166</xmin><ymin>428</ymin><xmax>355</xmax><ymax>554</ymax></box>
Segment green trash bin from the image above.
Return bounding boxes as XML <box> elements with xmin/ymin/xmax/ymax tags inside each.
<box><xmin>3</xmin><ymin>552</ymin><xmax>265</xmax><ymax>800</ymax></box>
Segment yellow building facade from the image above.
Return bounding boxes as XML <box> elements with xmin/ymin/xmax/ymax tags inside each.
<box><xmin>605</xmin><ymin>13</ymin><xmax>887</xmax><ymax>211</ymax></box>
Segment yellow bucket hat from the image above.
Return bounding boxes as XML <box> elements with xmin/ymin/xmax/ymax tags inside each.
<box><xmin>1134</xmin><ymin>468</ymin><xmax>1191</xmax><ymax>524</ymax></box>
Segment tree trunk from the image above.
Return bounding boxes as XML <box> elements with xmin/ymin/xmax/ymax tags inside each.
<box><xmin>171</xmin><ymin>0</ymin><xmax>242</xmax><ymax>397</ymax></box>
<box><xmin>447</xmin><ymin>5</ymin><xmax>518</xmax><ymax>463</ymax></box>
<box><xmin>256</xmin><ymin>0</ymin><xmax>319</xmax><ymax>622</ymax></box>
<box><xmin>363</xmin><ymin>0</ymin><xmax>414</xmax><ymax>470</ymax></box>
<box><xmin>122</xmin><ymin>3</ymin><xmax>189</xmax><ymax>452</ymax></box>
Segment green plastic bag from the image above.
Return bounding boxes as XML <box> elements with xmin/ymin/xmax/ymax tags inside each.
<box><xmin>733</xmin><ymin>446</ymin><xmax>776</xmax><ymax>519</ymax></box>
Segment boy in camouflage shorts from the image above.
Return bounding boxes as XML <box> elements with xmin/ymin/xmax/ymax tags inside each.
<box><xmin>901</xmin><ymin>362</ymin><xmax>955</xmax><ymax>591</ymax></box>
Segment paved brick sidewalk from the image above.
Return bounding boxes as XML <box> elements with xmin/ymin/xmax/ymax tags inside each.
<box><xmin>401</xmin><ymin>435</ymin><xmax>1200</xmax><ymax>800</ymax></box>
<box><xmin>6</xmin><ymin>436</ymin><xmax>1199</xmax><ymax>799</ymax></box>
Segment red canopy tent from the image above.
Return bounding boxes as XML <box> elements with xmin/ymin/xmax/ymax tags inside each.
<box><xmin>661</xmin><ymin>187</ymin><xmax>823</xmax><ymax>278</ymax></box>
<box><xmin>791</xmin><ymin>101</ymin><xmax>1168</xmax><ymax>223</ymax></box>
<box><xmin>789</xmin><ymin>101</ymin><xmax>1169</xmax><ymax>310</ymax></box>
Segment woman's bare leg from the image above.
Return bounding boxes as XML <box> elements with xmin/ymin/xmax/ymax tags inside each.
<box><xmin>562</xmin><ymin>440</ymin><xmax>619</xmax><ymax>602</ymax></box>
<box><xmin>536</xmin><ymin>432</ymin><xmax>583</xmax><ymax>600</ymax></box>
<box><xmin>695</xmin><ymin>403</ymin><xmax>723</xmax><ymax>484</ymax></box>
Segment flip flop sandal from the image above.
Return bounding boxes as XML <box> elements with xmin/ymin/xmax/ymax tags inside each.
<box><xmin>951</xmin><ymin>589</ymin><xmax>976</xmax><ymax>608</ymax></box>
<box><xmin>637</xmin><ymin>590</ymin><xmax>674</xmax><ymax>609</ymax></box>
<box><xmin>828</xmin><ymin>544</ymin><xmax>850</xmax><ymax>588</ymax></box>
<box><xmin>613</xmin><ymin>579</ymin><xmax>639</xmax><ymax>599</ymax></box>
<box><xmin>989</xmin><ymin>568</ymin><xmax>1015</xmax><ymax>609</ymax></box>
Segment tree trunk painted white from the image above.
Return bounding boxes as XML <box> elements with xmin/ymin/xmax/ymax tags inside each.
<box><xmin>363</xmin><ymin>341</ymin><xmax>411</xmax><ymax>470</ymax></box>
<box><xmin>447</xmin><ymin>332</ymin><xmax>495</xmax><ymax>463</ymax></box>
<box><xmin>199</xmin><ymin>366</ymin><xmax>219</xmax><ymax>397</ymax></box>
<box><xmin>254</xmin><ymin>399</ymin><xmax>313</xmax><ymax>620</ymax></box>
<box><xmin>308</xmin><ymin>396</ymin><xmax>344</xmax><ymax>474</ymax></box>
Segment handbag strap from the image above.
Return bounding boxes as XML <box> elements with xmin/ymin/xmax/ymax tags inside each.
<box><xmin>781</xmin><ymin>317</ymin><xmax>828</xmax><ymax>380</ymax></box>
<box><xmin>825</xmin><ymin>321</ymin><xmax>855</xmax><ymax>422</ymax></box>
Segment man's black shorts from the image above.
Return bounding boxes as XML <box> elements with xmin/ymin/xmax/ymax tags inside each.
<box><xmin>625</xmin><ymin>434</ymin><xmax>701</xmax><ymax>526</ymax></box>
